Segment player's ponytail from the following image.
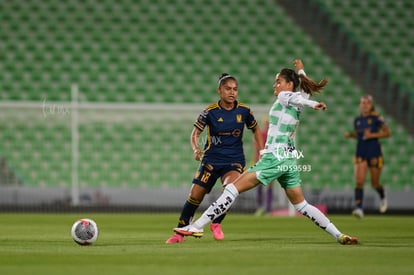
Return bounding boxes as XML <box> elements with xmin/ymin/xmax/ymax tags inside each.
<box><xmin>278</xmin><ymin>68</ymin><xmax>328</xmax><ymax>96</ymax></box>
<box><xmin>299</xmin><ymin>74</ymin><xmax>328</xmax><ymax>96</ymax></box>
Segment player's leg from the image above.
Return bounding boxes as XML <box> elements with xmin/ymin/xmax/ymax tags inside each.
<box><xmin>184</xmin><ymin>162</ymin><xmax>220</xmax><ymax>229</ymax></box>
<box><xmin>254</xmin><ymin>184</ymin><xmax>265</xmax><ymax>216</ymax></box>
<box><xmin>174</xmin><ymin>171</ymin><xmax>259</xmax><ymax>236</ymax></box>
<box><xmin>178</xmin><ymin>184</ymin><xmax>208</xmax><ymax>227</ymax></box>
<box><xmin>174</xmin><ymin>154</ymin><xmax>278</xmax><ymax>236</ymax></box>
<box><xmin>265</xmin><ymin>183</ymin><xmax>274</xmax><ymax>213</ymax></box>
<box><xmin>210</xmin><ymin>169</ymin><xmax>242</xmax><ymax>240</ymax></box>
<box><xmin>353</xmin><ymin>160</ymin><xmax>368</xmax><ymax>218</ymax></box>
<box><xmin>285</xmin><ymin>186</ymin><xmax>358</xmax><ymax>245</ymax></box>
<box><xmin>166</xmin><ymin>184</ymin><xmax>207</xmax><ymax>243</ymax></box>
<box><xmin>166</xmin><ymin>163</ymin><xmax>219</xmax><ymax>243</ymax></box>
<box><xmin>369</xmin><ymin>157</ymin><xmax>387</xmax><ymax>213</ymax></box>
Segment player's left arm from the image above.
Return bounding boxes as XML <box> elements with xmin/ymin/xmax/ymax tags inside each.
<box><xmin>251</xmin><ymin>125</ymin><xmax>265</xmax><ymax>152</ymax></box>
<box><xmin>363</xmin><ymin>123</ymin><xmax>391</xmax><ymax>140</ymax></box>
<box><xmin>363</xmin><ymin>115</ymin><xmax>391</xmax><ymax>140</ymax></box>
<box><xmin>282</xmin><ymin>92</ymin><xmax>327</xmax><ymax>111</ymax></box>
<box><xmin>245</xmin><ymin>108</ymin><xmax>265</xmax><ymax>151</ymax></box>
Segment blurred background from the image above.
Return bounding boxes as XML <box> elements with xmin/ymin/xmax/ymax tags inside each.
<box><xmin>0</xmin><ymin>0</ymin><xmax>413</xmax><ymax>213</ymax></box>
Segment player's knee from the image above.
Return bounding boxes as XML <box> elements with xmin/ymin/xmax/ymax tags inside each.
<box><xmin>187</xmin><ymin>196</ymin><xmax>202</xmax><ymax>206</ymax></box>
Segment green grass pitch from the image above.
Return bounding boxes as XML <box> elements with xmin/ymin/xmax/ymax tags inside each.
<box><xmin>0</xmin><ymin>213</ymin><xmax>413</xmax><ymax>275</ymax></box>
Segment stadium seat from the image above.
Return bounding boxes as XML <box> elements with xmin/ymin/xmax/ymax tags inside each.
<box><xmin>0</xmin><ymin>0</ymin><xmax>412</xmax><ymax>192</ymax></box>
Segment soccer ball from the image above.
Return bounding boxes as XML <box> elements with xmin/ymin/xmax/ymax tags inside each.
<box><xmin>71</xmin><ymin>218</ymin><xmax>99</xmax><ymax>245</ymax></box>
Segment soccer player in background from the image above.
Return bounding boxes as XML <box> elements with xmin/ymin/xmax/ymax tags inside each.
<box><xmin>166</xmin><ymin>73</ymin><xmax>264</xmax><ymax>243</ymax></box>
<box><xmin>344</xmin><ymin>95</ymin><xmax>391</xmax><ymax>219</ymax></box>
<box><xmin>174</xmin><ymin>59</ymin><xmax>358</xmax><ymax>245</ymax></box>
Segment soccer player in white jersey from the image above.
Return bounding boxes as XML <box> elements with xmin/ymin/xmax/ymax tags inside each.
<box><xmin>175</xmin><ymin>59</ymin><xmax>358</xmax><ymax>245</ymax></box>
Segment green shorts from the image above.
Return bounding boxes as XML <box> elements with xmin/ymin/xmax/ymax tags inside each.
<box><xmin>247</xmin><ymin>153</ymin><xmax>301</xmax><ymax>189</ymax></box>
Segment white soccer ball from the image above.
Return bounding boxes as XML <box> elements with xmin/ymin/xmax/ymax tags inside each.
<box><xmin>71</xmin><ymin>218</ymin><xmax>99</xmax><ymax>245</ymax></box>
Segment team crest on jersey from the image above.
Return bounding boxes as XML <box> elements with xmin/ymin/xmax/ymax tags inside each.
<box><xmin>236</xmin><ymin>114</ymin><xmax>242</xmax><ymax>123</ymax></box>
<box><xmin>217</xmin><ymin>117</ymin><xmax>223</xmax><ymax>122</ymax></box>
<box><xmin>367</xmin><ymin>118</ymin><xmax>372</xmax><ymax>124</ymax></box>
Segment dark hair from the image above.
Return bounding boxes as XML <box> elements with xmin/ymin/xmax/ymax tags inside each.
<box><xmin>279</xmin><ymin>68</ymin><xmax>300</xmax><ymax>91</ymax></box>
<box><xmin>218</xmin><ymin>73</ymin><xmax>237</xmax><ymax>88</ymax></box>
<box><xmin>278</xmin><ymin>68</ymin><xmax>328</xmax><ymax>96</ymax></box>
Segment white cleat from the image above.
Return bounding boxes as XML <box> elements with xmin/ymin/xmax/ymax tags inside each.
<box><xmin>174</xmin><ymin>225</ymin><xmax>203</xmax><ymax>238</ymax></box>
<box><xmin>379</xmin><ymin>198</ymin><xmax>388</xmax><ymax>213</ymax></box>
<box><xmin>352</xmin><ymin>208</ymin><xmax>364</xmax><ymax>219</ymax></box>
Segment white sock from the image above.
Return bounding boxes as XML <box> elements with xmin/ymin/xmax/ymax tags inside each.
<box><xmin>325</xmin><ymin>223</ymin><xmax>341</xmax><ymax>240</ymax></box>
<box><xmin>294</xmin><ymin>200</ymin><xmax>341</xmax><ymax>240</ymax></box>
<box><xmin>193</xmin><ymin>183</ymin><xmax>239</xmax><ymax>229</ymax></box>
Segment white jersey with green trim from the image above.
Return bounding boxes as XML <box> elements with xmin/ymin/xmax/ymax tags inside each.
<box><xmin>262</xmin><ymin>91</ymin><xmax>319</xmax><ymax>156</ymax></box>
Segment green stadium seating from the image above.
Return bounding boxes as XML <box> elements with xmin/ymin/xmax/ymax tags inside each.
<box><xmin>320</xmin><ymin>0</ymin><xmax>414</xmax><ymax>91</ymax></box>
<box><xmin>0</xmin><ymin>0</ymin><xmax>412</xmax><ymax>192</ymax></box>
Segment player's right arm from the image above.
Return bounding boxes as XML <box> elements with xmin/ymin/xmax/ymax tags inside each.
<box><xmin>191</xmin><ymin>127</ymin><xmax>204</xmax><ymax>161</ymax></box>
<box><xmin>344</xmin><ymin>131</ymin><xmax>357</xmax><ymax>138</ymax></box>
<box><xmin>344</xmin><ymin>118</ymin><xmax>358</xmax><ymax>138</ymax></box>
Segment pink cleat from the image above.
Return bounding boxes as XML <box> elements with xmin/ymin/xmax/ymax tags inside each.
<box><xmin>165</xmin><ymin>233</ymin><xmax>184</xmax><ymax>244</ymax></box>
<box><xmin>210</xmin><ymin>223</ymin><xmax>224</xmax><ymax>240</ymax></box>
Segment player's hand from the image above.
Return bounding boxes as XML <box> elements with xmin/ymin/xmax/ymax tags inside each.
<box><xmin>363</xmin><ymin>128</ymin><xmax>373</xmax><ymax>140</ymax></box>
<box><xmin>193</xmin><ymin>149</ymin><xmax>203</xmax><ymax>161</ymax></box>
<box><xmin>293</xmin><ymin>59</ymin><xmax>304</xmax><ymax>71</ymax></box>
<box><xmin>314</xmin><ymin>102</ymin><xmax>327</xmax><ymax>111</ymax></box>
